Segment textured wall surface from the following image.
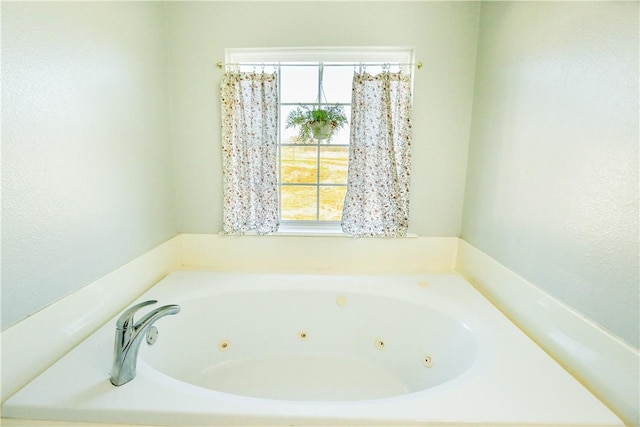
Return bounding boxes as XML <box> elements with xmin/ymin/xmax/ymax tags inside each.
<box><xmin>1</xmin><ymin>2</ymin><xmax>177</xmax><ymax>329</ymax></box>
<box><xmin>166</xmin><ymin>1</ymin><xmax>480</xmax><ymax>236</ymax></box>
<box><xmin>462</xmin><ymin>2</ymin><xmax>639</xmax><ymax>348</ymax></box>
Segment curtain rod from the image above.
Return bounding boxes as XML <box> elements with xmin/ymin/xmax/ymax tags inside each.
<box><xmin>217</xmin><ymin>61</ymin><xmax>423</xmax><ymax>70</ymax></box>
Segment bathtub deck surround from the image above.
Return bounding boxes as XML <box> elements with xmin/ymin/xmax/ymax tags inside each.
<box><xmin>2</xmin><ymin>234</ymin><xmax>638</xmax><ymax>426</ymax></box>
<box><xmin>456</xmin><ymin>239</ymin><xmax>640</xmax><ymax>426</ymax></box>
<box><xmin>0</xmin><ymin>237</ymin><xmax>181</xmax><ymax>404</ymax></box>
<box><xmin>179</xmin><ymin>233</ymin><xmax>458</xmax><ymax>273</ymax></box>
<box><xmin>2</xmin><ymin>271</ymin><xmax>623</xmax><ymax>426</ymax></box>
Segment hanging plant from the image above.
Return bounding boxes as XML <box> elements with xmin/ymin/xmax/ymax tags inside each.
<box><xmin>285</xmin><ymin>105</ymin><xmax>348</xmax><ymax>142</ymax></box>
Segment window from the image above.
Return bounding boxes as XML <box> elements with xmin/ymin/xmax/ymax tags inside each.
<box><xmin>225</xmin><ymin>48</ymin><xmax>414</xmax><ymax>231</ymax></box>
<box><xmin>279</xmin><ymin>64</ymin><xmax>351</xmax><ymax>222</ymax></box>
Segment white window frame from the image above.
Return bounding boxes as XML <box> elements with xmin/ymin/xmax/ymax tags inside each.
<box><xmin>225</xmin><ymin>47</ymin><xmax>415</xmax><ymax>235</ymax></box>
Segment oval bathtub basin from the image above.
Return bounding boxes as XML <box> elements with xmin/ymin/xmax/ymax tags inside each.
<box><xmin>139</xmin><ymin>290</ymin><xmax>476</xmax><ymax>401</ymax></box>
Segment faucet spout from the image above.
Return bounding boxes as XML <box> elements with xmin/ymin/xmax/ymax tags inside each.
<box><xmin>110</xmin><ymin>300</ymin><xmax>180</xmax><ymax>386</ymax></box>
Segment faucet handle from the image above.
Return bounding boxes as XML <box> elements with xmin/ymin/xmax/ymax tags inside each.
<box><xmin>115</xmin><ymin>300</ymin><xmax>157</xmax><ymax>330</ymax></box>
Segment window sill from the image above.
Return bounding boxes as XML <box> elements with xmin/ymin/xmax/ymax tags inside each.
<box><xmin>219</xmin><ymin>224</ymin><xmax>418</xmax><ymax>238</ymax></box>
<box><xmin>275</xmin><ymin>223</ymin><xmax>346</xmax><ymax>237</ymax></box>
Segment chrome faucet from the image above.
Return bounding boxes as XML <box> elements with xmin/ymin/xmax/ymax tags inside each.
<box><xmin>110</xmin><ymin>300</ymin><xmax>180</xmax><ymax>386</ymax></box>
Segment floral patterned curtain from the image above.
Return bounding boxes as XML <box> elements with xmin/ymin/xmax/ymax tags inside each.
<box><xmin>220</xmin><ymin>71</ymin><xmax>279</xmax><ymax>234</ymax></box>
<box><xmin>341</xmin><ymin>71</ymin><xmax>413</xmax><ymax>237</ymax></box>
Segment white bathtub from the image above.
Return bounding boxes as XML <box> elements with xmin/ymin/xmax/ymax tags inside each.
<box><xmin>3</xmin><ymin>272</ymin><xmax>623</xmax><ymax>426</ymax></box>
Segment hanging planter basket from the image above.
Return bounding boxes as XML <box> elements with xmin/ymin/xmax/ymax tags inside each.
<box><xmin>286</xmin><ymin>105</ymin><xmax>348</xmax><ymax>143</ymax></box>
<box><xmin>310</xmin><ymin>121</ymin><xmax>334</xmax><ymax>140</ymax></box>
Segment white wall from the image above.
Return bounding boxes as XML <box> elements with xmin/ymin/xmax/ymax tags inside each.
<box><xmin>1</xmin><ymin>2</ymin><xmax>178</xmax><ymax>329</ymax></box>
<box><xmin>166</xmin><ymin>1</ymin><xmax>480</xmax><ymax>237</ymax></box>
<box><xmin>462</xmin><ymin>2</ymin><xmax>639</xmax><ymax>348</ymax></box>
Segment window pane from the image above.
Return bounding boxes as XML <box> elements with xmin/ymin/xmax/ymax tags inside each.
<box><xmin>322</xmin><ymin>66</ymin><xmax>353</xmax><ymax>104</ymax></box>
<box><xmin>281</xmin><ymin>146</ymin><xmax>318</xmax><ymax>184</ymax></box>
<box><xmin>324</xmin><ymin>105</ymin><xmax>351</xmax><ymax>146</ymax></box>
<box><xmin>320</xmin><ymin>146</ymin><xmax>349</xmax><ymax>184</ymax></box>
<box><xmin>282</xmin><ymin>105</ymin><xmax>305</xmax><ymax>144</ymax></box>
<box><xmin>280</xmin><ymin>65</ymin><xmax>318</xmax><ymax>104</ymax></box>
<box><xmin>319</xmin><ymin>186</ymin><xmax>347</xmax><ymax>221</ymax></box>
<box><xmin>281</xmin><ymin>185</ymin><xmax>317</xmax><ymax>220</ymax></box>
